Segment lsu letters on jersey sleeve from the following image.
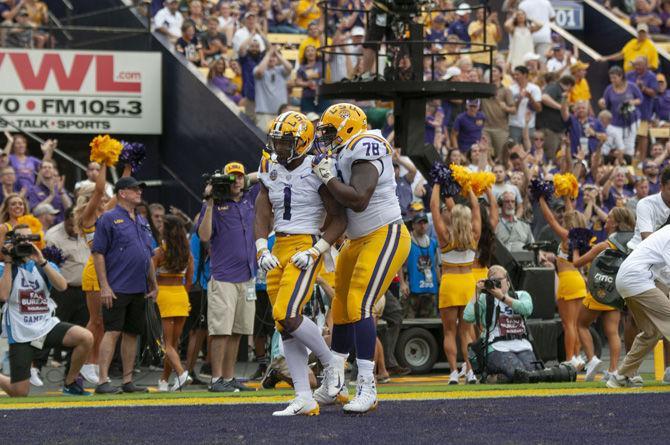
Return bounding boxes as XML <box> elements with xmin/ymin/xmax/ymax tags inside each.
<box><xmin>259</xmin><ymin>155</ymin><xmax>325</xmax><ymax>235</ymax></box>
<box><xmin>337</xmin><ymin>130</ymin><xmax>403</xmax><ymax>239</ymax></box>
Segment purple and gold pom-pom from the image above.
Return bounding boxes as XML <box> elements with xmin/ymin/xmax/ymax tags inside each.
<box><xmin>568</xmin><ymin>227</ymin><xmax>595</xmax><ymax>256</ymax></box>
<box><xmin>529</xmin><ymin>178</ymin><xmax>555</xmax><ymax>202</ymax></box>
<box><xmin>119</xmin><ymin>141</ymin><xmax>147</xmax><ymax>174</ymax></box>
<box><xmin>41</xmin><ymin>245</ymin><xmax>65</xmax><ymax>267</ymax></box>
<box><xmin>430</xmin><ymin>162</ymin><xmax>461</xmax><ymax>198</ymax></box>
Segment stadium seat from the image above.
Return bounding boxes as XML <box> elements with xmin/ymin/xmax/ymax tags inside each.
<box><xmin>267</xmin><ymin>33</ymin><xmax>306</xmax><ymax>47</ymax></box>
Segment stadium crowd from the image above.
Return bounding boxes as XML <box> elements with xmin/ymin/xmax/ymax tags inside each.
<box><xmin>1</xmin><ymin>0</ymin><xmax>670</xmax><ymax>399</ymax></box>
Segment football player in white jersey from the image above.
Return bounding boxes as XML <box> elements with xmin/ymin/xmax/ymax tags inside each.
<box><xmin>254</xmin><ymin>111</ymin><xmax>347</xmax><ymax>416</ymax></box>
<box><xmin>311</xmin><ymin>103</ymin><xmax>411</xmax><ymax>414</ymax></box>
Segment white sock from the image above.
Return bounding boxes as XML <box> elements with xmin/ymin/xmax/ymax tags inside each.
<box><xmin>356</xmin><ymin>358</ymin><xmax>375</xmax><ymax>379</ymax></box>
<box><xmin>283</xmin><ymin>338</ymin><xmax>313</xmax><ymax>400</ymax></box>
<box><xmin>290</xmin><ymin>317</ymin><xmax>335</xmax><ymax>368</ymax></box>
<box><xmin>211</xmin><ymin>377</ymin><xmax>220</xmax><ymax>384</ymax></box>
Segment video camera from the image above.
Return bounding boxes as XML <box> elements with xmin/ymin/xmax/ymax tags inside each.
<box><xmin>202</xmin><ymin>170</ymin><xmax>238</xmax><ymax>205</ymax></box>
<box><xmin>2</xmin><ymin>231</ymin><xmax>40</xmax><ymax>261</ymax></box>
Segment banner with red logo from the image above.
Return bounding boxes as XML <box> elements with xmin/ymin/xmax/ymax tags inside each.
<box><xmin>0</xmin><ymin>49</ymin><xmax>162</xmax><ymax>134</ymax></box>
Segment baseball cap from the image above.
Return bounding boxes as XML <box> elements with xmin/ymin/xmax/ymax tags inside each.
<box><xmin>553</xmin><ymin>44</ymin><xmax>563</xmax><ymax>51</ymax></box>
<box><xmin>550</xmin><ymin>199</ymin><xmax>566</xmax><ymax>211</ymax></box>
<box><xmin>351</xmin><ymin>26</ymin><xmax>365</xmax><ymax>37</ymax></box>
<box><xmin>32</xmin><ymin>203</ymin><xmax>60</xmax><ymax>216</ymax></box>
<box><xmin>244</xmin><ymin>11</ymin><xmax>256</xmax><ymax>19</ymax></box>
<box><xmin>433</xmin><ymin>14</ymin><xmax>446</xmax><ymax>23</ymax></box>
<box><xmin>413</xmin><ymin>212</ymin><xmax>429</xmax><ymax>224</ymax></box>
<box><xmin>224</xmin><ymin>161</ymin><xmax>245</xmax><ymax>176</ymax></box>
<box><xmin>570</xmin><ymin>61</ymin><xmax>589</xmax><ymax>73</ymax></box>
<box><xmin>637</xmin><ymin>23</ymin><xmax>649</xmax><ymax>33</ymax></box>
<box><xmin>114</xmin><ymin>176</ymin><xmax>146</xmax><ymax>193</ymax></box>
<box><xmin>456</xmin><ymin>3</ymin><xmax>470</xmax><ymax>16</ymax></box>
<box><xmin>466</xmin><ymin>99</ymin><xmax>480</xmax><ymax>108</ymax></box>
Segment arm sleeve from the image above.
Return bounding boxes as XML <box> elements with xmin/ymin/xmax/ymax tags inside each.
<box><xmin>510</xmin><ymin>290</ymin><xmax>534</xmax><ymax>316</ymax></box>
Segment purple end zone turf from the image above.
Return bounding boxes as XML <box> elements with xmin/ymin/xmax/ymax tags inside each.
<box><xmin>3</xmin><ymin>394</ymin><xmax>669</xmax><ymax>444</ymax></box>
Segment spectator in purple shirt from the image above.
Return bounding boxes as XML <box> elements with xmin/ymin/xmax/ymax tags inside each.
<box><xmin>451</xmin><ymin>99</ymin><xmax>485</xmax><ymax>153</ymax></box>
<box><xmin>660</xmin><ymin>0</ymin><xmax>670</xmax><ymax>34</ymax></box>
<box><xmin>426</xmin><ymin>14</ymin><xmax>448</xmax><ymax>42</ymax></box>
<box><xmin>642</xmin><ymin>160</ymin><xmax>661</xmax><ymax>194</ymax></box>
<box><xmin>91</xmin><ymin>176</ymin><xmax>157</xmax><ymax>394</ymax></box>
<box><xmin>197</xmin><ymin>161</ymin><xmax>258</xmax><ymax>393</ymax></box>
<box><xmin>238</xmin><ymin>39</ymin><xmax>265</xmax><ymax>122</ymax></box>
<box><xmin>448</xmin><ymin>3</ymin><xmax>471</xmax><ymax>46</ymax></box>
<box><xmin>653</xmin><ymin>73</ymin><xmax>670</xmax><ymax>122</ymax></box>
<box><xmin>2</xmin><ymin>132</ymin><xmax>56</xmax><ymax>191</ymax></box>
<box><xmin>598</xmin><ymin>65</ymin><xmax>642</xmax><ymax>159</ymax></box>
<box><xmin>626</xmin><ymin>56</ymin><xmax>658</xmax><ymax>158</ymax></box>
<box><xmin>208</xmin><ymin>58</ymin><xmax>244</xmax><ymax>105</ymax></box>
<box><xmin>26</xmin><ymin>160</ymin><xmax>72</xmax><ymax>225</ymax></box>
<box><xmin>630</xmin><ymin>0</ymin><xmax>662</xmax><ymax>34</ymax></box>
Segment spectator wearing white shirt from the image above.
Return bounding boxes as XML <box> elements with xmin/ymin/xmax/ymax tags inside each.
<box><xmin>519</xmin><ymin>0</ymin><xmax>555</xmax><ymax>60</ymax></box>
<box><xmin>546</xmin><ymin>45</ymin><xmax>576</xmax><ymax>74</ymax></box>
<box><xmin>153</xmin><ymin>0</ymin><xmax>184</xmax><ymax>41</ymax></box>
<box><xmin>232</xmin><ymin>11</ymin><xmax>267</xmax><ymax>58</ymax></box>
<box><xmin>508</xmin><ymin>65</ymin><xmax>542</xmax><ymax>144</ymax></box>
<box><xmin>253</xmin><ymin>46</ymin><xmax>292</xmax><ymax>131</ymax></box>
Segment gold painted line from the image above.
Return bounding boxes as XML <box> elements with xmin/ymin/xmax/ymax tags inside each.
<box><xmin>2</xmin><ymin>386</ymin><xmax>670</xmax><ymax>410</ymax></box>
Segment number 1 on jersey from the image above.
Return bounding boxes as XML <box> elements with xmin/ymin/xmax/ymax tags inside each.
<box><xmin>283</xmin><ymin>186</ymin><xmax>292</xmax><ymax>220</ymax></box>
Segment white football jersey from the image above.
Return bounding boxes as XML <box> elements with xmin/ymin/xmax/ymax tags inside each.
<box><xmin>258</xmin><ymin>155</ymin><xmax>325</xmax><ymax>235</ymax></box>
<box><xmin>337</xmin><ymin>130</ymin><xmax>402</xmax><ymax>239</ymax></box>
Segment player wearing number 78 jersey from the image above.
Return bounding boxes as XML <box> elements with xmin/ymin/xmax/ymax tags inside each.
<box><xmin>254</xmin><ymin>111</ymin><xmax>347</xmax><ymax>416</ymax></box>
<box><xmin>311</xmin><ymin>103</ymin><xmax>411</xmax><ymax>414</ymax></box>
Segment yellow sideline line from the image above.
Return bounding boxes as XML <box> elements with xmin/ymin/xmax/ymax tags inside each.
<box><xmin>2</xmin><ymin>386</ymin><xmax>670</xmax><ymax>410</ymax></box>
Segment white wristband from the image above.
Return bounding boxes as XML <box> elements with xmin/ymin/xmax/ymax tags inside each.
<box><xmin>255</xmin><ymin>238</ymin><xmax>268</xmax><ymax>252</ymax></box>
<box><xmin>312</xmin><ymin>238</ymin><xmax>331</xmax><ymax>255</ymax></box>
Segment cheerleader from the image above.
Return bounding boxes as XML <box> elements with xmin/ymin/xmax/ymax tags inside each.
<box><xmin>572</xmin><ymin>207</ymin><xmax>635</xmax><ymax>381</ymax></box>
<box><xmin>154</xmin><ymin>215</ymin><xmax>194</xmax><ymax>391</ymax></box>
<box><xmin>472</xmin><ymin>189</ymin><xmax>499</xmax><ymax>283</ymax></box>
<box><xmin>0</xmin><ymin>193</ymin><xmax>29</xmax><ymax>243</ymax></box>
<box><xmin>538</xmin><ymin>194</ymin><xmax>588</xmax><ymax>368</ymax></box>
<box><xmin>430</xmin><ymin>184</ymin><xmax>481</xmax><ymax>384</ymax></box>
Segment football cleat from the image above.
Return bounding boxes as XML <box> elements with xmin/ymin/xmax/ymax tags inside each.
<box><xmin>314</xmin><ymin>382</ymin><xmax>349</xmax><ymax>405</ymax></box>
<box><xmin>272</xmin><ymin>397</ymin><xmax>320</xmax><ymax>416</ymax></box>
<box><xmin>343</xmin><ymin>375</ymin><xmax>377</xmax><ymax>414</ymax></box>
<box><xmin>322</xmin><ymin>356</ymin><xmax>346</xmax><ymax>398</ymax></box>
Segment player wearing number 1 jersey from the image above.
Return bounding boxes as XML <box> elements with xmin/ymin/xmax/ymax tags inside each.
<box><xmin>311</xmin><ymin>103</ymin><xmax>411</xmax><ymax>414</ymax></box>
<box><xmin>254</xmin><ymin>111</ymin><xmax>347</xmax><ymax>416</ymax></box>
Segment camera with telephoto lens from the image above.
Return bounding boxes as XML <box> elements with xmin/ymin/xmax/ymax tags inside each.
<box><xmin>202</xmin><ymin>170</ymin><xmax>237</xmax><ymax>205</ymax></box>
<box><xmin>2</xmin><ymin>231</ymin><xmax>40</xmax><ymax>261</ymax></box>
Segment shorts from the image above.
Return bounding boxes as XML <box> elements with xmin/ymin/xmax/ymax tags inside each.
<box><xmin>583</xmin><ymin>293</ymin><xmax>615</xmax><ymax>312</ymax></box>
<box><xmin>439</xmin><ymin>271</ymin><xmax>476</xmax><ymax>308</ymax></box>
<box><xmin>156</xmin><ymin>284</ymin><xmax>191</xmax><ymax>318</ymax></box>
<box><xmin>332</xmin><ymin>223</ymin><xmax>411</xmax><ymax>324</ymax></box>
<box><xmin>9</xmin><ymin>322</ymin><xmax>74</xmax><ymax>383</ymax></box>
<box><xmin>102</xmin><ymin>292</ymin><xmax>146</xmax><ymax>334</ymax></box>
<box><xmin>557</xmin><ymin>269</ymin><xmax>587</xmax><ymax>301</ymax></box>
<box><xmin>254</xmin><ymin>289</ymin><xmax>275</xmax><ymax>338</ymax></box>
<box><xmin>187</xmin><ymin>288</ymin><xmax>208</xmax><ymax>330</ymax></box>
<box><xmin>266</xmin><ymin>235</ymin><xmax>322</xmax><ymax>327</ymax></box>
<box><xmin>363</xmin><ymin>10</ymin><xmax>396</xmax><ymax>50</ymax></box>
<box><xmin>81</xmin><ymin>256</ymin><xmax>100</xmax><ymax>292</ymax></box>
<box><xmin>207</xmin><ymin>278</ymin><xmax>255</xmax><ymax>336</ymax></box>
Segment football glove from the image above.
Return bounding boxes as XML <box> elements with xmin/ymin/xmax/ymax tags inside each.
<box><xmin>312</xmin><ymin>154</ymin><xmax>336</xmax><ymax>185</ymax></box>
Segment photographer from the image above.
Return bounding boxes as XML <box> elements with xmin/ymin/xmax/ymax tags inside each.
<box><xmin>598</xmin><ymin>65</ymin><xmax>642</xmax><ymax>161</ymax></box>
<box><xmin>464</xmin><ymin>265</ymin><xmax>536</xmax><ymax>382</ymax></box>
<box><xmin>0</xmin><ymin>225</ymin><xmax>93</xmax><ymax>397</ymax></box>
<box><xmin>197</xmin><ymin>162</ymin><xmax>258</xmax><ymax>392</ymax></box>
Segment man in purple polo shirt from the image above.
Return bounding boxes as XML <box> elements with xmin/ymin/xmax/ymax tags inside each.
<box><xmin>92</xmin><ymin>176</ymin><xmax>157</xmax><ymax>394</ymax></box>
<box><xmin>626</xmin><ymin>56</ymin><xmax>658</xmax><ymax>159</ymax></box>
<box><xmin>451</xmin><ymin>99</ymin><xmax>485</xmax><ymax>153</ymax></box>
<box><xmin>198</xmin><ymin>161</ymin><xmax>258</xmax><ymax>392</ymax></box>
<box><xmin>26</xmin><ymin>160</ymin><xmax>72</xmax><ymax>224</ymax></box>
